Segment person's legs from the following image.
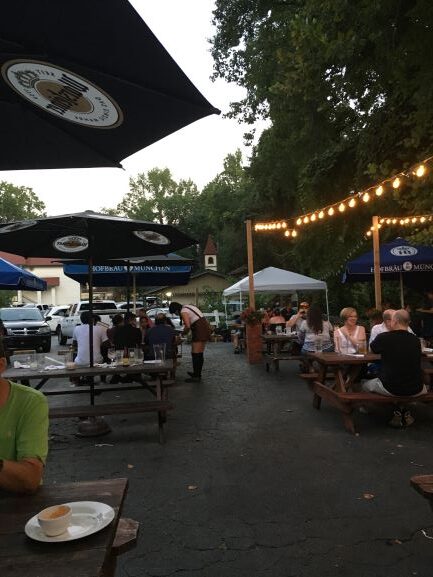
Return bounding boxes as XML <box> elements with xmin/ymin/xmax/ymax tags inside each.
<box><xmin>186</xmin><ymin>341</ymin><xmax>206</xmax><ymax>382</ymax></box>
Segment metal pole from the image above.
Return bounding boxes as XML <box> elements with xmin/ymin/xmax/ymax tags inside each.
<box><xmin>246</xmin><ymin>219</ymin><xmax>255</xmax><ymax>309</ymax></box>
<box><xmin>372</xmin><ymin>215</ymin><xmax>382</xmax><ymax>310</ymax></box>
<box><xmin>325</xmin><ymin>287</ymin><xmax>330</xmax><ymax>320</ymax></box>
<box><xmin>399</xmin><ymin>272</ymin><xmax>404</xmax><ymax>308</ymax></box>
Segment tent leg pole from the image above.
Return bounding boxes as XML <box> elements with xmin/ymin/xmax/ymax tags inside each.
<box><xmin>246</xmin><ymin>219</ymin><xmax>255</xmax><ymax>309</ymax></box>
<box><xmin>372</xmin><ymin>215</ymin><xmax>382</xmax><ymax>310</ymax></box>
<box><xmin>325</xmin><ymin>288</ymin><xmax>330</xmax><ymax>320</ymax></box>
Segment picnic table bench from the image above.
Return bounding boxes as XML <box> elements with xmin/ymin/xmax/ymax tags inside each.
<box><xmin>262</xmin><ymin>333</ymin><xmax>301</xmax><ymax>371</ymax></box>
<box><xmin>305</xmin><ymin>352</ymin><xmax>433</xmax><ymax>434</ymax></box>
<box><xmin>410</xmin><ymin>474</ymin><xmax>433</xmax><ymax>513</ymax></box>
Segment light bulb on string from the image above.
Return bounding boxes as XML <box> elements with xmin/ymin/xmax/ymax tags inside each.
<box><xmin>310</xmin><ymin>213</ymin><xmax>317</xmax><ymax>222</ymax></box>
<box><xmin>412</xmin><ymin>217</ymin><xmax>417</xmax><ymax>223</ymax></box>
<box><xmin>284</xmin><ymin>230</ymin><xmax>290</xmax><ymax>237</ymax></box>
<box><xmin>366</xmin><ymin>230</ymin><xmax>372</xmax><ymax>237</ymax></box>
<box><xmin>296</xmin><ymin>218</ymin><xmax>302</xmax><ymax>226</ymax></box>
<box><xmin>318</xmin><ymin>211</ymin><xmax>324</xmax><ymax>219</ymax></box>
<box><xmin>421</xmin><ymin>216</ymin><xmax>426</xmax><ymax>223</ymax></box>
<box><xmin>375</xmin><ymin>185</ymin><xmax>384</xmax><ymax>196</ymax></box>
<box><xmin>392</xmin><ymin>177</ymin><xmax>401</xmax><ymax>189</ymax></box>
<box><xmin>415</xmin><ymin>164</ymin><xmax>426</xmax><ymax>177</ymax></box>
<box><xmin>362</xmin><ymin>192</ymin><xmax>370</xmax><ymax>203</ymax></box>
<box><xmin>392</xmin><ymin>218</ymin><xmax>397</xmax><ymax>224</ymax></box>
<box><xmin>282</xmin><ymin>222</ymin><xmax>287</xmax><ymax>228</ymax></box>
<box><xmin>303</xmin><ymin>216</ymin><xmax>310</xmax><ymax>224</ymax></box>
<box><xmin>348</xmin><ymin>198</ymin><xmax>356</xmax><ymax>208</ymax></box>
<box><xmin>328</xmin><ymin>207</ymin><xmax>335</xmax><ymax>216</ymax></box>
<box><xmin>338</xmin><ymin>203</ymin><xmax>345</xmax><ymax>212</ymax></box>
<box><xmin>292</xmin><ymin>230</ymin><xmax>298</xmax><ymax>238</ymax></box>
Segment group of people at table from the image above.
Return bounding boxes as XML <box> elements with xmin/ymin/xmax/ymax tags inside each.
<box><xmin>0</xmin><ymin>301</ymin><xmax>213</xmax><ymax>495</ymax></box>
<box><xmin>233</xmin><ymin>301</ymin><xmax>428</xmax><ymax>427</ymax></box>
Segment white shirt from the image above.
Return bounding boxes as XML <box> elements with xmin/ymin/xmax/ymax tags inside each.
<box><xmin>181</xmin><ymin>304</ymin><xmax>203</xmax><ymax>325</ymax></box>
<box><xmin>369</xmin><ymin>322</ymin><xmax>414</xmax><ymax>346</ymax></box>
<box><xmin>73</xmin><ymin>323</ymin><xmax>108</xmax><ymax>365</ymax></box>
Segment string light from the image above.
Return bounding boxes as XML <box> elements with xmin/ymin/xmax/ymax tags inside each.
<box><xmin>253</xmin><ymin>154</ymin><xmax>433</xmax><ymax>236</ymax></box>
<box><xmin>365</xmin><ymin>214</ymin><xmax>433</xmax><ymax>235</ymax></box>
<box><xmin>415</xmin><ymin>164</ymin><xmax>426</xmax><ymax>177</ymax></box>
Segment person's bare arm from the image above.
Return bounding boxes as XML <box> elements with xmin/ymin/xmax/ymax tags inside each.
<box><xmin>181</xmin><ymin>311</ymin><xmax>191</xmax><ymax>333</ymax></box>
<box><xmin>0</xmin><ymin>458</ymin><xmax>43</xmax><ymax>494</ymax></box>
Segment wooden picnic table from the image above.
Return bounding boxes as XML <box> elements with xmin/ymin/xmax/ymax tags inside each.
<box><xmin>4</xmin><ymin>361</ymin><xmax>176</xmax><ymax>442</ymax></box>
<box><xmin>262</xmin><ymin>333</ymin><xmax>300</xmax><ymax>371</ymax></box>
<box><xmin>304</xmin><ymin>352</ymin><xmax>433</xmax><ymax>434</ymax></box>
<box><xmin>410</xmin><ymin>474</ymin><xmax>433</xmax><ymax>513</ymax></box>
<box><xmin>0</xmin><ymin>478</ymin><xmax>129</xmax><ymax>577</ymax></box>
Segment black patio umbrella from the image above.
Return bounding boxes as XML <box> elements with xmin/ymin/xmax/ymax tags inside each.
<box><xmin>0</xmin><ymin>211</ymin><xmax>196</xmax><ymax>367</ymax></box>
<box><xmin>0</xmin><ymin>1</ymin><xmax>219</xmax><ymax>170</ymax></box>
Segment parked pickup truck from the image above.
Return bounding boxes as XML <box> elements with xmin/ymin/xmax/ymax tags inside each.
<box><xmin>58</xmin><ymin>300</ymin><xmax>119</xmax><ymax>345</ymax></box>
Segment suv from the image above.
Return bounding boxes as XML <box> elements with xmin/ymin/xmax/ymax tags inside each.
<box><xmin>0</xmin><ymin>307</ymin><xmax>52</xmax><ymax>353</ymax></box>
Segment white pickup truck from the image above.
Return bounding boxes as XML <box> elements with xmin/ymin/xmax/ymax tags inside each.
<box><xmin>58</xmin><ymin>300</ymin><xmax>119</xmax><ymax>345</ymax></box>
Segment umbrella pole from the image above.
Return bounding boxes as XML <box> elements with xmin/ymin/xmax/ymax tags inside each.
<box><xmin>325</xmin><ymin>288</ymin><xmax>330</xmax><ymax>320</ymax></box>
<box><xmin>246</xmin><ymin>220</ymin><xmax>256</xmax><ymax>309</ymax></box>
<box><xmin>126</xmin><ymin>261</ymin><xmax>131</xmax><ymax>314</ymax></box>
<box><xmin>372</xmin><ymin>215</ymin><xmax>382</xmax><ymax>310</ymax></box>
<box><xmin>400</xmin><ymin>272</ymin><xmax>404</xmax><ymax>308</ymax></box>
<box><xmin>133</xmin><ymin>272</ymin><xmax>137</xmax><ymax>313</ymax></box>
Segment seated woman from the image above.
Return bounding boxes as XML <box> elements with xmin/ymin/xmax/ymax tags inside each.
<box><xmin>298</xmin><ymin>304</ymin><xmax>334</xmax><ymax>353</ymax></box>
<box><xmin>268</xmin><ymin>309</ymin><xmax>286</xmax><ymax>333</ymax></box>
<box><xmin>334</xmin><ymin>307</ymin><xmax>367</xmax><ymax>353</ymax></box>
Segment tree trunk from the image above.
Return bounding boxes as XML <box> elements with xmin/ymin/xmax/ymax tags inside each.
<box><xmin>246</xmin><ymin>323</ymin><xmax>263</xmax><ymax>365</ymax></box>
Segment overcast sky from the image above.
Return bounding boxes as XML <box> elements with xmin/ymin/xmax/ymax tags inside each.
<box><xmin>1</xmin><ymin>0</ymin><xmax>264</xmax><ymax>215</ymax></box>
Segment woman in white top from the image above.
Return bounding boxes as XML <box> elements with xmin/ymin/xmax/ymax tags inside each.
<box><xmin>169</xmin><ymin>302</ymin><xmax>210</xmax><ymax>383</ymax></box>
<box><xmin>298</xmin><ymin>305</ymin><xmax>334</xmax><ymax>353</ymax></box>
<box><xmin>334</xmin><ymin>307</ymin><xmax>366</xmax><ymax>354</ymax></box>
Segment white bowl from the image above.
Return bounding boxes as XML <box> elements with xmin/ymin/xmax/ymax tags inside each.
<box><xmin>37</xmin><ymin>504</ymin><xmax>72</xmax><ymax>536</ymax></box>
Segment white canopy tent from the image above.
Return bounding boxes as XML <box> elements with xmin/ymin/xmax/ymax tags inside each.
<box><xmin>223</xmin><ymin>266</ymin><xmax>329</xmax><ymax>317</ymax></box>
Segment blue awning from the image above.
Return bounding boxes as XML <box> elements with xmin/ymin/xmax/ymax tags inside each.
<box><xmin>0</xmin><ymin>258</ymin><xmax>47</xmax><ymax>291</ymax></box>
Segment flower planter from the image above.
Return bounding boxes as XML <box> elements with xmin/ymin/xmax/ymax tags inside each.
<box><xmin>246</xmin><ymin>323</ymin><xmax>263</xmax><ymax>365</ymax></box>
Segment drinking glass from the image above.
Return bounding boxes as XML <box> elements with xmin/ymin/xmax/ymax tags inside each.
<box><xmin>357</xmin><ymin>339</ymin><xmax>367</xmax><ymax>354</ymax></box>
<box><xmin>314</xmin><ymin>334</ymin><xmax>323</xmax><ymax>353</ymax></box>
<box><xmin>115</xmin><ymin>349</ymin><xmax>122</xmax><ymax>366</ymax></box>
<box><xmin>134</xmin><ymin>347</ymin><xmax>143</xmax><ymax>364</ymax></box>
<box><xmin>275</xmin><ymin>325</ymin><xmax>282</xmax><ymax>335</ymax></box>
<box><xmin>107</xmin><ymin>347</ymin><xmax>116</xmax><ymax>365</ymax></box>
<box><xmin>128</xmin><ymin>348</ymin><xmax>136</xmax><ymax>364</ymax></box>
<box><xmin>153</xmin><ymin>343</ymin><xmax>166</xmax><ymax>363</ymax></box>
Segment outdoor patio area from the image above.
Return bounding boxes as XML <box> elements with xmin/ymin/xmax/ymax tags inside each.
<box><xmin>44</xmin><ymin>342</ymin><xmax>433</xmax><ymax>577</ymax></box>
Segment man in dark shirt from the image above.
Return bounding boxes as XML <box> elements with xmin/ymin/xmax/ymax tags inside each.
<box><xmin>113</xmin><ymin>312</ymin><xmax>141</xmax><ymax>350</ymax></box>
<box><xmin>145</xmin><ymin>313</ymin><xmax>177</xmax><ymax>360</ymax></box>
<box><xmin>362</xmin><ymin>309</ymin><xmax>427</xmax><ymax>427</ymax></box>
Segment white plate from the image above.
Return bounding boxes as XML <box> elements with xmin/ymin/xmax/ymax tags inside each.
<box><xmin>25</xmin><ymin>501</ymin><xmax>115</xmax><ymax>543</ymax></box>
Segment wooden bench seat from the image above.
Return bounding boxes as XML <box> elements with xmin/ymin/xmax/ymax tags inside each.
<box><xmin>312</xmin><ymin>381</ymin><xmax>433</xmax><ymax>434</ymax></box>
<box><xmin>50</xmin><ymin>401</ymin><xmax>174</xmax><ymax>443</ymax></box>
<box><xmin>102</xmin><ymin>517</ymin><xmax>140</xmax><ymax>577</ymax></box>
<box><xmin>264</xmin><ymin>353</ymin><xmax>303</xmax><ymax>372</ymax></box>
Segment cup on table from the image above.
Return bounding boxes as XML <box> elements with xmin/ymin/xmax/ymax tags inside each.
<box><xmin>275</xmin><ymin>325</ymin><xmax>282</xmax><ymax>335</ymax></box>
<box><xmin>134</xmin><ymin>347</ymin><xmax>143</xmax><ymax>363</ymax></box>
<box><xmin>128</xmin><ymin>348</ymin><xmax>136</xmax><ymax>364</ymax></box>
<box><xmin>121</xmin><ymin>350</ymin><xmax>130</xmax><ymax>366</ymax></box>
<box><xmin>115</xmin><ymin>350</ymin><xmax>122</xmax><ymax>366</ymax></box>
<box><xmin>314</xmin><ymin>334</ymin><xmax>323</xmax><ymax>353</ymax></box>
<box><xmin>37</xmin><ymin>504</ymin><xmax>72</xmax><ymax>537</ymax></box>
<box><xmin>153</xmin><ymin>343</ymin><xmax>166</xmax><ymax>363</ymax></box>
<box><xmin>357</xmin><ymin>339</ymin><xmax>367</xmax><ymax>354</ymax></box>
<box><xmin>107</xmin><ymin>347</ymin><xmax>116</xmax><ymax>365</ymax></box>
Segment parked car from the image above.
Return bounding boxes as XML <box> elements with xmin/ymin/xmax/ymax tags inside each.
<box><xmin>116</xmin><ymin>301</ymin><xmax>144</xmax><ymax>310</ymax></box>
<box><xmin>0</xmin><ymin>307</ymin><xmax>51</xmax><ymax>353</ymax></box>
<box><xmin>145</xmin><ymin>307</ymin><xmax>182</xmax><ymax>332</ymax></box>
<box><xmin>44</xmin><ymin>305</ymin><xmax>70</xmax><ymax>335</ymax></box>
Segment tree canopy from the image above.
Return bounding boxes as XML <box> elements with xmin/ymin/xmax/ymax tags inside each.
<box><xmin>0</xmin><ymin>182</ymin><xmax>46</xmax><ymax>223</ymax></box>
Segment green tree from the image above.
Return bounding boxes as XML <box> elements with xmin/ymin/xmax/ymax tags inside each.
<box><xmin>116</xmin><ymin>168</ymin><xmax>199</xmax><ymax>228</ymax></box>
<box><xmin>0</xmin><ymin>182</ymin><xmax>46</xmax><ymax>222</ymax></box>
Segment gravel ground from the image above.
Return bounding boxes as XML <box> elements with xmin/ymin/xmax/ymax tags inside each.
<box><xmin>45</xmin><ymin>342</ymin><xmax>433</xmax><ymax>577</ymax></box>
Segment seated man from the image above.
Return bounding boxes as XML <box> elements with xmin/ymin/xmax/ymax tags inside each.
<box><xmin>145</xmin><ymin>313</ymin><xmax>178</xmax><ymax>360</ymax></box>
<box><xmin>230</xmin><ymin>314</ymin><xmax>245</xmax><ymax>354</ymax></box>
<box><xmin>73</xmin><ymin>311</ymin><xmax>109</xmax><ymax>366</ymax></box>
<box><xmin>362</xmin><ymin>309</ymin><xmax>427</xmax><ymax>427</ymax></box>
<box><xmin>113</xmin><ymin>311</ymin><xmax>142</xmax><ymax>350</ymax></box>
<box><xmin>0</xmin><ymin>339</ymin><xmax>48</xmax><ymax>493</ymax></box>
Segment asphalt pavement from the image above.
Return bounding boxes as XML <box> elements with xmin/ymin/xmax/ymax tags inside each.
<box><xmin>44</xmin><ymin>338</ymin><xmax>433</xmax><ymax>577</ymax></box>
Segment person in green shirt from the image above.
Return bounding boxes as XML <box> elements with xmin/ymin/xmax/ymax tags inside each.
<box><xmin>0</xmin><ymin>339</ymin><xmax>48</xmax><ymax>493</ymax></box>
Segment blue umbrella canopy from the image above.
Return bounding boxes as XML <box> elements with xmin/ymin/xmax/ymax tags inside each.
<box><xmin>0</xmin><ymin>258</ymin><xmax>47</xmax><ymax>290</ymax></box>
<box><xmin>343</xmin><ymin>238</ymin><xmax>433</xmax><ymax>286</ymax></box>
